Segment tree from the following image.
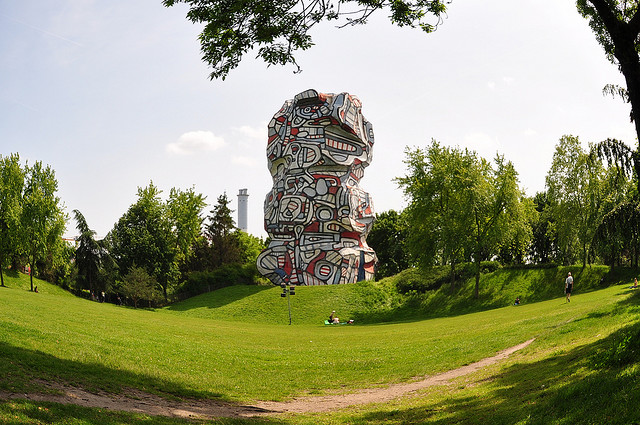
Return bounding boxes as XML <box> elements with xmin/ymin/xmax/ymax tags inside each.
<box><xmin>73</xmin><ymin>209</ymin><xmax>104</xmax><ymax>293</ymax></box>
<box><xmin>110</xmin><ymin>182</ymin><xmax>176</xmax><ymax>300</ymax></box>
<box><xmin>578</xmin><ymin>0</ymin><xmax>640</xmax><ymax>207</ymax></box>
<box><xmin>466</xmin><ymin>153</ymin><xmax>531</xmax><ymax>299</ymax></box>
<box><xmin>167</xmin><ymin>187</ymin><xmax>207</xmax><ymax>279</ymax></box>
<box><xmin>235</xmin><ymin>230</ymin><xmax>266</xmax><ymax>265</ymax></box>
<box><xmin>528</xmin><ymin>191</ymin><xmax>559</xmax><ymax>264</ymax></box>
<box><xmin>578</xmin><ymin>1</ymin><xmax>640</xmax><ymax>152</ymax></box>
<box><xmin>366</xmin><ymin>209</ymin><xmax>411</xmax><ymax>278</ymax></box>
<box><xmin>121</xmin><ymin>267</ymin><xmax>161</xmax><ymax>308</ymax></box>
<box><xmin>397</xmin><ymin>141</ymin><xmax>529</xmax><ymax>298</ymax></box>
<box><xmin>205</xmin><ymin>193</ymin><xmax>241</xmax><ymax>267</ymax></box>
<box><xmin>397</xmin><ymin>142</ymin><xmax>477</xmax><ymax>293</ymax></box>
<box><xmin>20</xmin><ymin>161</ymin><xmax>67</xmax><ymax>292</ymax></box>
<box><xmin>0</xmin><ymin>153</ymin><xmax>24</xmax><ymax>287</ymax></box>
<box><xmin>162</xmin><ymin>0</ymin><xmax>449</xmax><ymax>79</ymax></box>
<box><xmin>545</xmin><ymin>135</ymin><xmax>613</xmax><ymax>267</ymax></box>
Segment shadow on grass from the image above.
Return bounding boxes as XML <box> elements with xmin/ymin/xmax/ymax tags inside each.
<box><xmin>338</xmin><ymin>294</ymin><xmax>640</xmax><ymax>424</ymax></box>
<box><xmin>0</xmin><ymin>341</ymin><xmax>230</xmax><ymax>402</ymax></box>
<box><xmin>166</xmin><ymin>285</ymin><xmax>273</xmax><ymax>312</ymax></box>
<box><xmin>339</xmin><ymin>337</ymin><xmax>640</xmax><ymax>425</ymax></box>
<box><xmin>0</xmin><ymin>399</ymin><xmax>283</xmax><ymax>425</ymax></box>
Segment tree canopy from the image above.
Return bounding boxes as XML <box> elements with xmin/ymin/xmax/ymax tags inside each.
<box><xmin>397</xmin><ymin>141</ymin><xmax>531</xmax><ymax>297</ymax></box>
<box><xmin>0</xmin><ymin>153</ymin><xmax>24</xmax><ymax>287</ymax></box>
<box><xmin>162</xmin><ymin>0</ymin><xmax>449</xmax><ymax>79</ymax></box>
<box><xmin>367</xmin><ymin>209</ymin><xmax>411</xmax><ymax>278</ymax></box>
<box><xmin>20</xmin><ymin>160</ymin><xmax>67</xmax><ymax>291</ymax></box>
<box><xmin>578</xmin><ymin>1</ymin><xmax>640</xmax><ymax>138</ymax></box>
<box><xmin>73</xmin><ymin>209</ymin><xmax>105</xmax><ymax>294</ymax></box>
<box><xmin>109</xmin><ymin>182</ymin><xmax>176</xmax><ymax>300</ymax></box>
<box><xmin>205</xmin><ymin>192</ymin><xmax>241</xmax><ymax>267</ymax></box>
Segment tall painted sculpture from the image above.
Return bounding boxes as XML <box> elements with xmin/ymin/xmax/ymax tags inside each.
<box><xmin>257</xmin><ymin>89</ymin><xmax>377</xmax><ymax>286</ymax></box>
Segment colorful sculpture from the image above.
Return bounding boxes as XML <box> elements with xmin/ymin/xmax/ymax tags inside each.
<box><xmin>257</xmin><ymin>89</ymin><xmax>377</xmax><ymax>285</ymax></box>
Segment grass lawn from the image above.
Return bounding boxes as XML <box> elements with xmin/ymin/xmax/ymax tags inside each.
<box><xmin>1</xmin><ymin>268</ymin><xmax>639</xmax><ymax>424</ymax></box>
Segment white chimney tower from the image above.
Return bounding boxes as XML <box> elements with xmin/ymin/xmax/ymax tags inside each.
<box><xmin>237</xmin><ymin>188</ymin><xmax>249</xmax><ymax>232</ymax></box>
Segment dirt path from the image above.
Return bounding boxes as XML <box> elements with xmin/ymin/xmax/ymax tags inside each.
<box><xmin>1</xmin><ymin>338</ymin><xmax>535</xmax><ymax>419</ymax></box>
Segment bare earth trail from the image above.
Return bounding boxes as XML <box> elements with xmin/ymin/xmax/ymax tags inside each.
<box><xmin>1</xmin><ymin>338</ymin><xmax>535</xmax><ymax>420</ymax></box>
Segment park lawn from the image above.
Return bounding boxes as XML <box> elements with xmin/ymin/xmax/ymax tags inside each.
<box><xmin>1</xmin><ymin>269</ymin><xmax>639</xmax><ymax>424</ymax></box>
<box><xmin>275</xmin><ymin>288</ymin><xmax>640</xmax><ymax>424</ymax></box>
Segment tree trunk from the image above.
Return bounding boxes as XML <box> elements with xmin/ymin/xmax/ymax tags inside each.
<box><xmin>598</xmin><ymin>1</ymin><xmax>640</xmax><ymax>192</ymax></box>
<box><xmin>0</xmin><ymin>259</ymin><xmax>5</xmax><ymax>287</ymax></box>
<box><xmin>474</xmin><ymin>259</ymin><xmax>480</xmax><ymax>300</ymax></box>
<box><xmin>29</xmin><ymin>265</ymin><xmax>34</xmax><ymax>292</ymax></box>
<box><xmin>450</xmin><ymin>260</ymin><xmax>456</xmax><ymax>295</ymax></box>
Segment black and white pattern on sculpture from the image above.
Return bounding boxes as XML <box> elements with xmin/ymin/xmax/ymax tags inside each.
<box><xmin>257</xmin><ymin>89</ymin><xmax>377</xmax><ymax>285</ymax></box>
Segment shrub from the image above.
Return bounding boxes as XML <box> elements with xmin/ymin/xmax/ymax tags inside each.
<box><xmin>503</xmin><ymin>263</ymin><xmax>558</xmax><ymax>270</ymax></box>
<box><xmin>176</xmin><ymin>263</ymin><xmax>261</xmax><ymax>297</ymax></box>
<box><xmin>395</xmin><ymin>262</ymin><xmax>502</xmax><ymax>294</ymax></box>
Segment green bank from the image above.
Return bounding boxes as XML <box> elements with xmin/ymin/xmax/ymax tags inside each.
<box><xmin>1</xmin><ymin>266</ymin><xmax>639</xmax><ymax>424</ymax></box>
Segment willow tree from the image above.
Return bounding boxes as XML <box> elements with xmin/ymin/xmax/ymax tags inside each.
<box><xmin>577</xmin><ymin>1</ymin><xmax>640</xmax><ymax>191</ymax></box>
<box><xmin>545</xmin><ymin>135</ymin><xmax>620</xmax><ymax>267</ymax></box>
<box><xmin>397</xmin><ymin>142</ymin><xmax>475</xmax><ymax>293</ymax></box>
<box><xmin>577</xmin><ymin>1</ymin><xmax>640</xmax><ymax>264</ymax></box>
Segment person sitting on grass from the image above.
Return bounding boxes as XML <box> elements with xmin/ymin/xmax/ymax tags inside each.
<box><xmin>329</xmin><ymin>310</ymin><xmax>339</xmax><ymax>324</ymax></box>
<box><xmin>514</xmin><ymin>297</ymin><xmax>520</xmax><ymax>305</ymax></box>
<box><xmin>631</xmin><ymin>278</ymin><xmax>638</xmax><ymax>289</ymax></box>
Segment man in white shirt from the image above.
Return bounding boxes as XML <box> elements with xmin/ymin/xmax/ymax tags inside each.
<box><xmin>565</xmin><ymin>272</ymin><xmax>574</xmax><ymax>303</ymax></box>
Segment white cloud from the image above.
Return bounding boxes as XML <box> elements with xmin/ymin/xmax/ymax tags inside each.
<box><xmin>232</xmin><ymin>156</ymin><xmax>259</xmax><ymax>167</ymax></box>
<box><xmin>232</xmin><ymin>124</ymin><xmax>266</xmax><ymax>141</ymax></box>
<box><xmin>487</xmin><ymin>81</ymin><xmax>496</xmax><ymax>90</ymax></box>
<box><xmin>166</xmin><ymin>131</ymin><xmax>226</xmax><ymax>155</ymax></box>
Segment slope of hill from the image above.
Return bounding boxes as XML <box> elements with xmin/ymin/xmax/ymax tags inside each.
<box><xmin>0</xmin><ymin>271</ymin><xmax>73</xmax><ymax>297</ymax></box>
<box><xmin>1</xmin><ymin>266</ymin><xmax>639</xmax><ymax>424</ymax></box>
<box><xmin>164</xmin><ymin>265</ymin><xmax>632</xmax><ymax>325</ymax></box>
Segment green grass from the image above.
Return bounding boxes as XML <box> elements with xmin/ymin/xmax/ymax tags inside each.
<box><xmin>1</xmin><ymin>267</ymin><xmax>639</xmax><ymax>424</ymax></box>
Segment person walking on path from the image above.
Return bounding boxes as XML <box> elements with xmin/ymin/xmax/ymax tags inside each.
<box><xmin>565</xmin><ymin>272</ymin><xmax>573</xmax><ymax>302</ymax></box>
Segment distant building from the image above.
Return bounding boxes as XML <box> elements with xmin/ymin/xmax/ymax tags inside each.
<box><xmin>62</xmin><ymin>237</ymin><xmax>79</xmax><ymax>248</ymax></box>
<box><xmin>237</xmin><ymin>188</ymin><xmax>249</xmax><ymax>232</ymax></box>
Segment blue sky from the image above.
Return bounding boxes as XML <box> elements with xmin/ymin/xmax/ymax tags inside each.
<box><xmin>1</xmin><ymin>0</ymin><xmax>636</xmax><ymax>239</ymax></box>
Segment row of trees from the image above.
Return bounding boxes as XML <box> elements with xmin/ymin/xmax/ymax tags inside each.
<box><xmin>0</xmin><ymin>153</ymin><xmax>264</xmax><ymax>305</ymax></box>
<box><xmin>164</xmin><ymin>0</ymin><xmax>640</xmax><ymax>300</ymax></box>
<box><xmin>74</xmin><ymin>182</ymin><xmax>265</xmax><ymax>305</ymax></box>
<box><xmin>3</xmin><ymin>130</ymin><xmax>638</xmax><ymax>304</ymax></box>
<box><xmin>369</xmin><ymin>135</ymin><xmax>637</xmax><ymax>297</ymax></box>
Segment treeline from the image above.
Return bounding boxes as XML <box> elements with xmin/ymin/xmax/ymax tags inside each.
<box><xmin>368</xmin><ymin>136</ymin><xmax>639</xmax><ymax>298</ymax></box>
<box><xmin>4</xmin><ymin>131</ymin><xmax>639</xmax><ymax>305</ymax></box>
<box><xmin>0</xmin><ymin>153</ymin><xmax>265</xmax><ymax>306</ymax></box>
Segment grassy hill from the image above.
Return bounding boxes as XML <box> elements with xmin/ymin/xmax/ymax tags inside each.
<box><xmin>1</xmin><ymin>267</ymin><xmax>639</xmax><ymax>424</ymax></box>
<box><xmin>164</xmin><ymin>264</ymin><xmax>633</xmax><ymax>325</ymax></box>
